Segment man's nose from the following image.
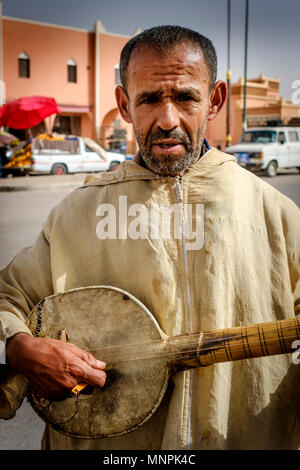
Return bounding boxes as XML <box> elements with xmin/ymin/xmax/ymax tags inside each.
<box><xmin>156</xmin><ymin>102</ymin><xmax>180</xmax><ymax>131</ymax></box>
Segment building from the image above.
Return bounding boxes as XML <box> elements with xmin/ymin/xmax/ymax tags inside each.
<box><xmin>0</xmin><ymin>13</ymin><xmax>139</xmax><ymax>154</ymax></box>
<box><xmin>206</xmin><ymin>74</ymin><xmax>300</xmax><ymax>149</ymax></box>
<box><xmin>0</xmin><ymin>11</ymin><xmax>300</xmax><ymax>153</ymax></box>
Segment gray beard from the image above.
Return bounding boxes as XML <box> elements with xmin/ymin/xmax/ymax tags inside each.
<box><xmin>141</xmin><ymin>148</ymin><xmax>200</xmax><ymax>176</ymax></box>
<box><xmin>134</xmin><ymin>123</ymin><xmax>207</xmax><ymax>176</ymax></box>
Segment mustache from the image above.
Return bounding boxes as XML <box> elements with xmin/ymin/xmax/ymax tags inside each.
<box><xmin>146</xmin><ymin>128</ymin><xmax>191</xmax><ymax>148</ymax></box>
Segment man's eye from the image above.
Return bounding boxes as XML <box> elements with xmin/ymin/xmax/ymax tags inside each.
<box><xmin>177</xmin><ymin>95</ymin><xmax>194</xmax><ymax>102</ymax></box>
<box><xmin>141</xmin><ymin>96</ymin><xmax>157</xmax><ymax>104</ymax></box>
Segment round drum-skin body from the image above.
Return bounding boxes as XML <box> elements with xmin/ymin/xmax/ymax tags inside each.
<box><xmin>26</xmin><ymin>286</ymin><xmax>170</xmax><ymax>439</ymax></box>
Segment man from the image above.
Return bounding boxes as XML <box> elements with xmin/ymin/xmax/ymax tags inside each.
<box><xmin>1</xmin><ymin>25</ymin><xmax>300</xmax><ymax>450</ymax></box>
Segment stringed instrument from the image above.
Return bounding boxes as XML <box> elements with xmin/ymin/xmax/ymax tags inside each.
<box><xmin>0</xmin><ymin>285</ymin><xmax>299</xmax><ymax>439</ymax></box>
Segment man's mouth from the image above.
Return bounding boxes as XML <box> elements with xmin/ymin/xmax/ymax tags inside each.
<box><xmin>152</xmin><ymin>139</ymin><xmax>184</xmax><ymax>154</ymax></box>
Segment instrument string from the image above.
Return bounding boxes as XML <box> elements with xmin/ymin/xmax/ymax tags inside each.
<box><xmin>82</xmin><ymin>328</ymin><xmax>300</xmax><ymax>365</ymax></box>
<box><xmin>82</xmin><ymin>322</ymin><xmax>300</xmax><ymax>355</ymax></box>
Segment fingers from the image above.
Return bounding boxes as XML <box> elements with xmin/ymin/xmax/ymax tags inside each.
<box><xmin>78</xmin><ymin>362</ymin><xmax>107</xmax><ymax>388</ymax></box>
<box><xmin>61</xmin><ymin>346</ymin><xmax>107</xmax><ymax>388</ymax></box>
<box><xmin>66</xmin><ymin>343</ymin><xmax>106</xmax><ymax>370</ymax></box>
<box><xmin>84</xmin><ymin>351</ymin><xmax>106</xmax><ymax>371</ymax></box>
<box><xmin>68</xmin><ymin>355</ymin><xmax>107</xmax><ymax>388</ymax></box>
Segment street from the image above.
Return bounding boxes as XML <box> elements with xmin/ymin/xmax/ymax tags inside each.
<box><xmin>260</xmin><ymin>172</ymin><xmax>300</xmax><ymax>206</ymax></box>
<box><xmin>0</xmin><ymin>170</ymin><xmax>299</xmax><ymax>449</ymax></box>
<box><xmin>0</xmin><ymin>188</ymin><xmax>73</xmax><ymax>450</ymax></box>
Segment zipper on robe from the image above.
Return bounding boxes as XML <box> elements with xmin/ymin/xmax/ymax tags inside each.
<box><xmin>174</xmin><ymin>175</ymin><xmax>194</xmax><ymax>450</ymax></box>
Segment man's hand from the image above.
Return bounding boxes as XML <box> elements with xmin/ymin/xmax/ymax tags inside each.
<box><xmin>6</xmin><ymin>333</ymin><xmax>106</xmax><ymax>400</ymax></box>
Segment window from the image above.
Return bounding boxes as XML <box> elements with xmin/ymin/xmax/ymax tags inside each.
<box><xmin>288</xmin><ymin>131</ymin><xmax>299</xmax><ymax>142</ymax></box>
<box><xmin>84</xmin><ymin>143</ymin><xmax>94</xmax><ymax>152</ymax></box>
<box><xmin>67</xmin><ymin>58</ymin><xmax>77</xmax><ymax>83</ymax></box>
<box><xmin>18</xmin><ymin>52</ymin><xmax>30</xmax><ymax>78</ymax></box>
<box><xmin>115</xmin><ymin>64</ymin><xmax>121</xmax><ymax>85</ymax></box>
<box><xmin>55</xmin><ymin>115</ymin><xmax>81</xmax><ymax>136</ymax></box>
<box><xmin>240</xmin><ymin>130</ymin><xmax>276</xmax><ymax>143</ymax></box>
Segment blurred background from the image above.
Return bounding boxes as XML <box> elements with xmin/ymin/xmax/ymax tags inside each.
<box><xmin>0</xmin><ymin>0</ymin><xmax>300</xmax><ymax>153</ymax></box>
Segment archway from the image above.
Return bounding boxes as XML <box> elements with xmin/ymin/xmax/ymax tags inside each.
<box><xmin>99</xmin><ymin>108</ymin><xmax>123</xmax><ymax>151</ymax></box>
<box><xmin>100</xmin><ymin>108</ymin><xmax>137</xmax><ymax>155</ymax></box>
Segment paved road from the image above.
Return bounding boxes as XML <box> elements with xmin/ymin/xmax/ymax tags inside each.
<box><xmin>0</xmin><ymin>189</ymin><xmax>73</xmax><ymax>450</ymax></box>
<box><xmin>0</xmin><ymin>171</ymin><xmax>299</xmax><ymax>449</ymax></box>
<box><xmin>261</xmin><ymin>171</ymin><xmax>300</xmax><ymax>206</ymax></box>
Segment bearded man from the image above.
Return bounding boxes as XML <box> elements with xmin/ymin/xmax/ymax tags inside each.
<box><xmin>1</xmin><ymin>25</ymin><xmax>300</xmax><ymax>450</ymax></box>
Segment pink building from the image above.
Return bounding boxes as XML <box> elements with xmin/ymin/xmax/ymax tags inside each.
<box><xmin>0</xmin><ymin>14</ymin><xmax>138</xmax><ymax>153</ymax></box>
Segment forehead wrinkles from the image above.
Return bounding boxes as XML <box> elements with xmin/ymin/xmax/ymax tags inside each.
<box><xmin>134</xmin><ymin>62</ymin><xmax>199</xmax><ymax>81</ymax></box>
<box><xmin>127</xmin><ymin>45</ymin><xmax>210</xmax><ymax>90</ymax></box>
<box><xmin>131</xmin><ymin>66</ymin><xmax>210</xmax><ymax>97</ymax></box>
<box><xmin>129</xmin><ymin>65</ymin><xmax>211</xmax><ymax>98</ymax></box>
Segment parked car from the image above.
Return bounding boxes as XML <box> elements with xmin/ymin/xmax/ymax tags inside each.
<box><xmin>31</xmin><ymin>136</ymin><xmax>125</xmax><ymax>175</ymax></box>
<box><xmin>3</xmin><ymin>135</ymin><xmax>125</xmax><ymax>176</ymax></box>
<box><xmin>225</xmin><ymin>126</ymin><xmax>300</xmax><ymax>176</ymax></box>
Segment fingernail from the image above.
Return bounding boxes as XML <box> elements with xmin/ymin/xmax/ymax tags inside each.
<box><xmin>97</xmin><ymin>360</ymin><xmax>106</xmax><ymax>367</ymax></box>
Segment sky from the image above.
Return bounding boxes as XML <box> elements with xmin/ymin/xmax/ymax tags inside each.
<box><xmin>1</xmin><ymin>0</ymin><xmax>299</xmax><ymax>99</ymax></box>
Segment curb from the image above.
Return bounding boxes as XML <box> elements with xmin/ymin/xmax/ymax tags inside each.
<box><xmin>0</xmin><ymin>183</ymin><xmax>81</xmax><ymax>192</ymax></box>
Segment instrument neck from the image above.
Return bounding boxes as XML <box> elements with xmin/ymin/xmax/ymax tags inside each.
<box><xmin>169</xmin><ymin>317</ymin><xmax>300</xmax><ymax>370</ymax></box>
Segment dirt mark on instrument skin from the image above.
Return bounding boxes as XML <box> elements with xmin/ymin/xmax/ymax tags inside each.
<box><xmin>97</xmin><ymin>368</ymin><xmax>124</xmax><ymax>416</ymax></box>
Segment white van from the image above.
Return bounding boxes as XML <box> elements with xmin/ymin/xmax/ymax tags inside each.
<box><xmin>225</xmin><ymin>127</ymin><xmax>300</xmax><ymax>176</ymax></box>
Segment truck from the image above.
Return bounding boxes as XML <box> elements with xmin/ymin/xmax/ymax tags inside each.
<box><xmin>225</xmin><ymin>126</ymin><xmax>300</xmax><ymax>177</ymax></box>
<box><xmin>3</xmin><ymin>135</ymin><xmax>125</xmax><ymax>176</ymax></box>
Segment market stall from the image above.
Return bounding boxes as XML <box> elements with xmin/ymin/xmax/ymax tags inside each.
<box><xmin>0</xmin><ymin>96</ymin><xmax>61</xmax><ymax>176</ymax></box>
<box><xmin>3</xmin><ymin>133</ymin><xmax>71</xmax><ymax>175</ymax></box>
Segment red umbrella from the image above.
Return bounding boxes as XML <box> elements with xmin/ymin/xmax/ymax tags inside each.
<box><xmin>0</xmin><ymin>96</ymin><xmax>62</xmax><ymax>129</ymax></box>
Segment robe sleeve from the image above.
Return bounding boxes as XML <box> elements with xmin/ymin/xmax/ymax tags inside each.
<box><xmin>0</xmin><ymin>226</ymin><xmax>53</xmax><ymax>342</ymax></box>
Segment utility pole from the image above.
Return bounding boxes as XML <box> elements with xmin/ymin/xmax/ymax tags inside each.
<box><xmin>242</xmin><ymin>0</ymin><xmax>249</xmax><ymax>132</ymax></box>
<box><xmin>94</xmin><ymin>21</ymin><xmax>101</xmax><ymax>142</ymax></box>
<box><xmin>226</xmin><ymin>0</ymin><xmax>232</xmax><ymax>147</ymax></box>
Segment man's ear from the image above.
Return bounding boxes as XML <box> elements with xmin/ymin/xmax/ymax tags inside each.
<box><xmin>207</xmin><ymin>80</ymin><xmax>227</xmax><ymax>121</ymax></box>
<box><xmin>115</xmin><ymin>86</ymin><xmax>132</xmax><ymax>124</ymax></box>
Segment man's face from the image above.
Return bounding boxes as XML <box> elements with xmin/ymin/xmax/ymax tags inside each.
<box><xmin>116</xmin><ymin>43</ymin><xmax>225</xmax><ymax>176</ymax></box>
